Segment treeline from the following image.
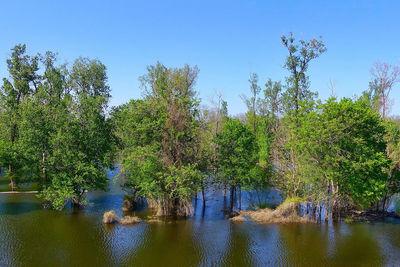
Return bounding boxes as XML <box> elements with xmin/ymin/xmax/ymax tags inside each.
<box><xmin>1</xmin><ymin>34</ymin><xmax>400</xmax><ymax>219</ymax></box>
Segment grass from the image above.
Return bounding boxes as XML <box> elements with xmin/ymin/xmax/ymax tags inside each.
<box><xmin>103</xmin><ymin>210</ymin><xmax>142</xmax><ymax>225</ymax></box>
<box><xmin>229</xmin><ymin>214</ymin><xmax>246</xmax><ymax>223</ymax></box>
<box><xmin>103</xmin><ymin>210</ymin><xmax>119</xmax><ymax>224</ymax></box>
<box><xmin>238</xmin><ymin>197</ymin><xmax>310</xmax><ymax>224</ymax></box>
<box><xmin>119</xmin><ymin>216</ymin><xmax>142</xmax><ymax>225</ymax></box>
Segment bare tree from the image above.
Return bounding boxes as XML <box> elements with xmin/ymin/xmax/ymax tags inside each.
<box><xmin>370</xmin><ymin>62</ymin><xmax>400</xmax><ymax>118</ymax></box>
<box><xmin>328</xmin><ymin>78</ymin><xmax>336</xmax><ymax>98</ymax></box>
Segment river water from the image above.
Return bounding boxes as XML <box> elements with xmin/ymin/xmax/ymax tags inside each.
<box><xmin>0</xmin><ymin>168</ymin><xmax>400</xmax><ymax>266</ymax></box>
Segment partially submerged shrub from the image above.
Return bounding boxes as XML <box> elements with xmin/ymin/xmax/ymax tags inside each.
<box><xmin>103</xmin><ymin>210</ymin><xmax>119</xmax><ymax>224</ymax></box>
<box><xmin>230</xmin><ymin>215</ymin><xmax>246</xmax><ymax>223</ymax></box>
<box><xmin>240</xmin><ymin>200</ymin><xmax>310</xmax><ymax>224</ymax></box>
<box><xmin>103</xmin><ymin>210</ymin><xmax>141</xmax><ymax>225</ymax></box>
<box><xmin>119</xmin><ymin>216</ymin><xmax>141</xmax><ymax>225</ymax></box>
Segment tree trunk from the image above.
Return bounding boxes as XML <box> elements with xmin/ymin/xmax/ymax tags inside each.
<box><xmin>42</xmin><ymin>151</ymin><xmax>46</xmax><ymax>182</ymax></box>
<box><xmin>312</xmin><ymin>205</ymin><xmax>317</xmax><ymax>221</ymax></box>
<box><xmin>8</xmin><ymin>164</ymin><xmax>15</xmax><ymax>191</ymax></box>
<box><xmin>223</xmin><ymin>183</ymin><xmax>227</xmax><ymax>198</ymax></box>
<box><xmin>238</xmin><ymin>187</ymin><xmax>242</xmax><ymax>211</ymax></box>
<box><xmin>319</xmin><ymin>205</ymin><xmax>322</xmax><ymax>222</ymax></box>
<box><xmin>324</xmin><ymin>201</ymin><xmax>329</xmax><ymax>222</ymax></box>
<box><xmin>202</xmin><ymin>187</ymin><xmax>206</xmax><ymax>206</ymax></box>
<box><xmin>230</xmin><ymin>186</ymin><xmax>235</xmax><ymax>212</ymax></box>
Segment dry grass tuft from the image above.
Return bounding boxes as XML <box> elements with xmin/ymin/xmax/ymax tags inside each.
<box><xmin>230</xmin><ymin>214</ymin><xmax>246</xmax><ymax>223</ymax></box>
<box><xmin>103</xmin><ymin>210</ymin><xmax>119</xmax><ymax>224</ymax></box>
<box><xmin>241</xmin><ymin>201</ymin><xmax>310</xmax><ymax>224</ymax></box>
<box><xmin>103</xmin><ymin>210</ymin><xmax>141</xmax><ymax>225</ymax></box>
<box><xmin>119</xmin><ymin>216</ymin><xmax>141</xmax><ymax>225</ymax></box>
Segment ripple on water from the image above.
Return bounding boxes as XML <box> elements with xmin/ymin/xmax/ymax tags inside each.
<box><xmin>0</xmin><ymin>169</ymin><xmax>400</xmax><ymax>266</ymax></box>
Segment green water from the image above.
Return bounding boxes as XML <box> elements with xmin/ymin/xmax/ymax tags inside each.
<box><xmin>1</xmin><ymin>168</ymin><xmax>400</xmax><ymax>266</ymax></box>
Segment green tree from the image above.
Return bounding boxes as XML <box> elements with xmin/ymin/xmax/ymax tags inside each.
<box><xmin>115</xmin><ymin>62</ymin><xmax>203</xmax><ymax>216</ymax></box>
<box><xmin>294</xmin><ymin>98</ymin><xmax>390</xmax><ymax>216</ymax></box>
<box><xmin>0</xmin><ymin>44</ymin><xmax>39</xmax><ymax>189</ymax></box>
<box><xmin>39</xmin><ymin>57</ymin><xmax>114</xmax><ymax>209</ymax></box>
<box><xmin>281</xmin><ymin>32</ymin><xmax>326</xmax><ymax>120</ymax></box>
<box><xmin>216</xmin><ymin>118</ymin><xmax>257</xmax><ymax>211</ymax></box>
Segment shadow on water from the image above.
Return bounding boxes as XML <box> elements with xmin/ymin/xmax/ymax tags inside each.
<box><xmin>0</xmin><ymin>201</ymin><xmax>43</xmax><ymax>215</ymax></box>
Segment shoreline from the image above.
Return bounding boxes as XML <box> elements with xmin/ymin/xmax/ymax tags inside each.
<box><xmin>0</xmin><ymin>191</ymin><xmax>39</xmax><ymax>194</ymax></box>
<box><xmin>345</xmin><ymin>210</ymin><xmax>400</xmax><ymax>223</ymax></box>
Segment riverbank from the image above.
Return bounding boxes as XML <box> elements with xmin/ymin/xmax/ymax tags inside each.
<box><xmin>0</xmin><ymin>191</ymin><xmax>39</xmax><ymax>194</ymax></box>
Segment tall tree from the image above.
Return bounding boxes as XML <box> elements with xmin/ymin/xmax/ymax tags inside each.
<box><xmin>39</xmin><ymin>57</ymin><xmax>114</xmax><ymax>209</ymax></box>
<box><xmin>0</xmin><ymin>44</ymin><xmax>39</xmax><ymax>189</ymax></box>
<box><xmin>281</xmin><ymin>32</ymin><xmax>326</xmax><ymax>120</ymax></box>
<box><xmin>116</xmin><ymin>62</ymin><xmax>203</xmax><ymax>216</ymax></box>
<box><xmin>242</xmin><ymin>73</ymin><xmax>261</xmax><ymax>134</ymax></box>
<box><xmin>369</xmin><ymin>62</ymin><xmax>399</xmax><ymax>118</ymax></box>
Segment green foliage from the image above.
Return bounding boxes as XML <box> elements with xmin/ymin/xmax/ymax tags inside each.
<box><xmin>0</xmin><ymin>44</ymin><xmax>114</xmax><ymax>209</ymax></box>
<box><xmin>2</xmin><ymin>35</ymin><xmax>400</xmax><ymax>218</ymax></box>
<box><xmin>114</xmin><ymin>62</ymin><xmax>203</xmax><ymax>215</ymax></box>
<box><xmin>216</xmin><ymin>118</ymin><xmax>257</xmax><ymax>189</ymax></box>
<box><xmin>294</xmin><ymin>98</ymin><xmax>390</xmax><ymax>206</ymax></box>
<box><xmin>281</xmin><ymin>32</ymin><xmax>326</xmax><ymax>117</ymax></box>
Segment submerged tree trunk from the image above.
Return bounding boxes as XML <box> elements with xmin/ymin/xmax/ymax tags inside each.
<box><xmin>223</xmin><ymin>183</ymin><xmax>227</xmax><ymax>198</ymax></box>
<box><xmin>238</xmin><ymin>187</ymin><xmax>242</xmax><ymax>211</ymax></box>
<box><xmin>230</xmin><ymin>186</ymin><xmax>235</xmax><ymax>212</ymax></box>
<box><xmin>312</xmin><ymin>205</ymin><xmax>317</xmax><ymax>221</ymax></box>
<box><xmin>319</xmin><ymin>205</ymin><xmax>322</xmax><ymax>222</ymax></box>
<box><xmin>151</xmin><ymin>196</ymin><xmax>194</xmax><ymax>217</ymax></box>
<box><xmin>202</xmin><ymin>187</ymin><xmax>206</xmax><ymax>206</ymax></box>
<box><xmin>324</xmin><ymin>201</ymin><xmax>329</xmax><ymax>222</ymax></box>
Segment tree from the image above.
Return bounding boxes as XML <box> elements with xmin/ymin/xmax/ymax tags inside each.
<box><xmin>0</xmin><ymin>44</ymin><xmax>39</xmax><ymax>190</ymax></box>
<box><xmin>115</xmin><ymin>62</ymin><xmax>203</xmax><ymax>216</ymax></box>
<box><xmin>241</xmin><ymin>73</ymin><xmax>261</xmax><ymax>134</ymax></box>
<box><xmin>38</xmin><ymin>57</ymin><xmax>114</xmax><ymax>209</ymax></box>
<box><xmin>369</xmin><ymin>62</ymin><xmax>399</xmax><ymax>118</ymax></box>
<box><xmin>294</xmin><ymin>98</ymin><xmax>390</xmax><ymax>217</ymax></box>
<box><xmin>281</xmin><ymin>32</ymin><xmax>326</xmax><ymax>120</ymax></box>
<box><xmin>380</xmin><ymin>119</ymin><xmax>400</xmax><ymax>211</ymax></box>
<box><xmin>216</xmin><ymin>118</ymin><xmax>257</xmax><ymax>211</ymax></box>
<box><xmin>264</xmin><ymin>79</ymin><xmax>282</xmax><ymax>123</ymax></box>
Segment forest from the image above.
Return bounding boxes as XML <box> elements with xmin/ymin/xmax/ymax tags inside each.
<box><xmin>1</xmin><ymin>33</ymin><xmax>400</xmax><ymax>222</ymax></box>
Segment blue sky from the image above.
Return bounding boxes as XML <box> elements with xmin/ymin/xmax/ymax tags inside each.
<box><xmin>1</xmin><ymin>0</ymin><xmax>400</xmax><ymax>115</ymax></box>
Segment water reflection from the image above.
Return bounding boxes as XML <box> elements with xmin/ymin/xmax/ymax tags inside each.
<box><xmin>0</xmin><ymin>169</ymin><xmax>399</xmax><ymax>266</ymax></box>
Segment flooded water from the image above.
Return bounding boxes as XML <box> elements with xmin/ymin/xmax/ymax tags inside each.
<box><xmin>1</xmin><ymin>168</ymin><xmax>400</xmax><ymax>266</ymax></box>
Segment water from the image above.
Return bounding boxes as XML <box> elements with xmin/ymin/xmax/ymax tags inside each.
<box><xmin>0</xmin><ymin>168</ymin><xmax>400</xmax><ymax>266</ymax></box>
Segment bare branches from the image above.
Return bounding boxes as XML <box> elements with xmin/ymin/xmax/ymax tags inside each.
<box><xmin>370</xmin><ymin>61</ymin><xmax>400</xmax><ymax>118</ymax></box>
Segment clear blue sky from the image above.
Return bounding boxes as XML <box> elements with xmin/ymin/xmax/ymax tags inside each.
<box><xmin>1</xmin><ymin>0</ymin><xmax>400</xmax><ymax>115</ymax></box>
